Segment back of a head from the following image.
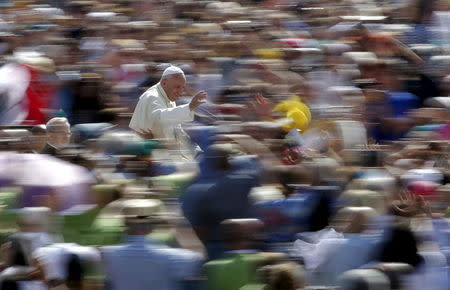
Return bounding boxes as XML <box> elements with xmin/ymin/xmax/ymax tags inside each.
<box><xmin>341</xmin><ymin>189</ymin><xmax>386</xmax><ymax>214</ymax></box>
<box><xmin>338</xmin><ymin>269</ymin><xmax>390</xmax><ymax>290</ymax></box>
<box><xmin>31</xmin><ymin>124</ymin><xmax>47</xmax><ymax>135</ymax></box>
<box><xmin>204</xmin><ymin>144</ymin><xmax>233</xmax><ymax>171</ymax></box>
<box><xmin>221</xmin><ymin>219</ymin><xmax>263</xmax><ymax>238</ymax></box>
<box><xmin>331</xmin><ymin>206</ymin><xmax>378</xmax><ymax>234</ymax></box>
<box><xmin>260</xmin><ymin>262</ymin><xmax>306</xmax><ymax>290</ymax></box>
<box><xmin>270</xmin><ymin>269</ymin><xmax>296</xmax><ymax>290</ymax></box>
<box><xmin>371</xmin><ymin>263</ymin><xmax>413</xmax><ymax>290</ymax></box>
<box><xmin>274</xmin><ymin>165</ymin><xmax>313</xmax><ymax>188</ymax></box>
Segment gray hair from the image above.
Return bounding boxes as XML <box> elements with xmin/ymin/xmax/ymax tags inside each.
<box><xmin>46</xmin><ymin>117</ymin><xmax>69</xmax><ymax>133</ymax></box>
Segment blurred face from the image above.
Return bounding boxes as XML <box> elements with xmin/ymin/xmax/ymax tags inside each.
<box><xmin>48</xmin><ymin>123</ymin><xmax>71</xmax><ymax>147</ymax></box>
<box><xmin>161</xmin><ymin>74</ymin><xmax>186</xmax><ymax>101</ymax></box>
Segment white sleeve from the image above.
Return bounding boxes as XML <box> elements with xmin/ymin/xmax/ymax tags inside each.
<box><xmin>129</xmin><ymin>93</ymin><xmax>194</xmax><ymax>132</ymax></box>
<box><xmin>33</xmin><ymin>246</ymin><xmax>67</xmax><ymax>280</ymax></box>
<box><xmin>150</xmin><ymin>99</ymin><xmax>194</xmax><ymax>125</ymax></box>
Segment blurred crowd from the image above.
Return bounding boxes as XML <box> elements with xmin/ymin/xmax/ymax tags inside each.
<box><xmin>0</xmin><ymin>0</ymin><xmax>449</xmax><ymax>289</ymax></box>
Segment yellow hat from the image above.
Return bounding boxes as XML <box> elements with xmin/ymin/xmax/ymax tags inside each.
<box><xmin>253</xmin><ymin>48</ymin><xmax>285</xmax><ymax>59</ymax></box>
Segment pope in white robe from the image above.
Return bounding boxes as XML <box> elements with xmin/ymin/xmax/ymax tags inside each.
<box><xmin>129</xmin><ymin>66</ymin><xmax>207</xmax><ymax>161</ymax></box>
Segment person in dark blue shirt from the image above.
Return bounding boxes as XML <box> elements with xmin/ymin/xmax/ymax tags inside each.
<box><xmin>181</xmin><ymin>143</ymin><xmax>261</xmax><ymax>260</ymax></box>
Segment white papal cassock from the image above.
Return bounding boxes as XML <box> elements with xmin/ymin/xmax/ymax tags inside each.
<box><xmin>129</xmin><ymin>82</ymin><xmax>195</xmax><ymax>160</ymax></box>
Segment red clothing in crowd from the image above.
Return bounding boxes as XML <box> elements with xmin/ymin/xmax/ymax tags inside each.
<box><xmin>21</xmin><ymin>64</ymin><xmax>55</xmax><ymax>125</ymax></box>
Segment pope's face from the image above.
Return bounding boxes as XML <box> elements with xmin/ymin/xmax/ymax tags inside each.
<box><xmin>162</xmin><ymin>74</ymin><xmax>186</xmax><ymax>102</ymax></box>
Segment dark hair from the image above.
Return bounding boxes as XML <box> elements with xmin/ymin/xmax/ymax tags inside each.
<box><xmin>204</xmin><ymin>145</ymin><xmax>231</xmax><ymax>171</ymax></box>
<box><xmin>271</xmin><ymin>270</ymin><xmax>296</xmax><ymax>290</ymax></box>
<box><xmin>414</xmin><ymin>0</ymin><xmax>434</xmax><ymax>23</ymax></box>
<box><xmin>31</xmin><ymin>125</ymin><xmax>46</xmax><ymax>135</ymax></box>
<box><xmin>378</xmin><ymin>225</ymin><xmax>424</xmax><ymax>268</ymax></box>
<box><xmin>0</xmin><ymin>280</ymin><xmax>19</xmax><ymax>290</ymax></box>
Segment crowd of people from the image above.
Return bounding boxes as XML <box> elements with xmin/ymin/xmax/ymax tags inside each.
<box><xmin>0</xmin><ymin>0</ymin><xmax>449</xmax><ymax>289</ymax></box>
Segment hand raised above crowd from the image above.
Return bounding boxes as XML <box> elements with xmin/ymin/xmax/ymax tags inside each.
<box><xmin>189</xmin><ymin>91</ymin><xmax>207</xmax><ymax>111</ymax></box>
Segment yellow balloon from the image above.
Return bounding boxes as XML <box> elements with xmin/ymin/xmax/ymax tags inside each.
<box><xmin>285</xmin><ymin>101</ymin><xmax>311</xmax><ymax>122</ymax></box>
<box><xmin>286</xmin><ymin>108</ymin><xmax>309</xmax><ymax>131</ymax></box>
<box><xmin>273</xmin><ymin>100</ymin><xmax>311</xmax><ymax>122</ymax></box>
<box><xmin>273</xmin><ymin>95</ymin><xmax>312</xmax><ymax>131</ymax></box>
<box><xmin>295</xmin><ymin>102</ymin><xmax>311</xmax><ymax>122</ymax></box>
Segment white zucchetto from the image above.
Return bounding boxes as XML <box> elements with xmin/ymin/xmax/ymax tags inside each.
<box><xmin>161</xmin><ymin>65</ymin><xmax>185</xmax><ymax>79</ymax></box>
